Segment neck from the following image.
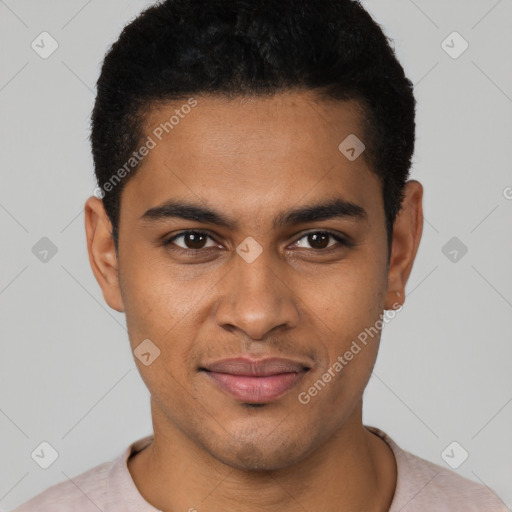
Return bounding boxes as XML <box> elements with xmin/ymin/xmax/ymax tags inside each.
<box><xmin>128</xmin><ymin>400</ymin><xmax>397</xmax><ymax>512</ymax></box>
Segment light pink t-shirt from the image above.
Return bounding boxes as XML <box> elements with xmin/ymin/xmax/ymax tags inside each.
<box><xmin>12</xmin><ymin>427</ymin><xmax>507</xmax><ymax>512</ymax></box>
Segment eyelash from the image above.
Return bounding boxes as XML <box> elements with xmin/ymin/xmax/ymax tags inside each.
<box><xmin>162</xmin><ymin>230</ymin><xmax>351</xmax><ymax>255</ymax></box>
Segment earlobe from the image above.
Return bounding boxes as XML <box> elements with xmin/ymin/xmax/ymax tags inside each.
<box><xmin>384</xmin><ymin>180</ymin><xmax>424</xmax><ymax>310</ymax></box>
<box><xmin>84</xmin><ymin>196</ymin><xmax>125</xmax><ymax>312</ymax></box>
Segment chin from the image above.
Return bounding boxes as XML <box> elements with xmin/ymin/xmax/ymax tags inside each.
<box><xmin>208</xmin><ymin>436</ymin><xmax>311</xmax><ymax>473</ymax></box>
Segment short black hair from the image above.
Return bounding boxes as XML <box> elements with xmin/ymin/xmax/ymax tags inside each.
<box><xmin>90</xmin><ymin>0</ymin><xmax>416</xmax><ymax>253</ymax></box>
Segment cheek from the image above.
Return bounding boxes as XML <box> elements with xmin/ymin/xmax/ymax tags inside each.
<box><xmin>301</xmin><ymin>302</ymin><xmax>383</xmax><ymax>419</ymax></box>
<box><xmin>119</xmin><ymin>255</ymin><xmax>207</xmax><ymax>377</ymax></box>
<box><xmin>318</xmin><ymin>256</ymin><xmax>387</xmax><ymax>334</ymax></box>
<box><xmin>120</xmin><ymin>250</ymin><xmax>202</xmax><ymax>338</ymax></box>
<box><xmin>309</xmin><ymin>250</ymin><xmax>387</xmax><ymax>382</ymax></box>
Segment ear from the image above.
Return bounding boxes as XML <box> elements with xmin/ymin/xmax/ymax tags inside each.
<box><xmin>84</xmin><ymin>196</ymin><xmax>125</xmax><ymax>312</ymax></box>
<box><xmin>384</xmin><ymin>180</ymin><xmax>424</xmax><ymax>310</ymax></box>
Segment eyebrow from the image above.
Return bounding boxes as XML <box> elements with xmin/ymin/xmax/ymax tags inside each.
<box><xmin>140</xmin><ymin>197</ymin><xmax>367</xmax><ymax>230</ymax></box>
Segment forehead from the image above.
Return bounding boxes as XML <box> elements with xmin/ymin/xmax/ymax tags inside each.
<box><xmin>120</xmin><ymin>92</ymin><xmax>382</xmax><ymax>229</ymax></box>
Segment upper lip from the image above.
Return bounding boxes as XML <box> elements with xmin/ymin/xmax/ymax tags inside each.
<box><xmin>201</xmin><ymin>357</ymin><xmax>310</xmax><ymax>377</ymax></box>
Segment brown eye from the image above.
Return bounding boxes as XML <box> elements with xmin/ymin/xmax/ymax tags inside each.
<box><xmin>164</xmin><ymin>231</ymin><xmax>217</xmax><ymax>251</ymax></box>
<box><xmin>307</xmin><ymin>233</ymin><xmax>330</xmax><ymax>249</ymax></box>
<box><xmin>184</xmin><ymin>232</ymin><xmax>207</xmax><ymax>249</ymax></box>
<box><xmin>294</xmin><ymin>231</ymin><xmax>348</xmax><ymax>251</ymax></box>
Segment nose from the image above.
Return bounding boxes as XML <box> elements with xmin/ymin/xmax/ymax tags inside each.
<box><xmin>214</xmin><ymin>247</ymin><xmax>300</xmax><ymax>341</ymax></box>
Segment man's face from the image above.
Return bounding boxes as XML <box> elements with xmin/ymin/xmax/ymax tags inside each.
<box><xmin>115</xmin><ymin>92</ymin><xmax>392</xmax><ymax>470</ymax></box>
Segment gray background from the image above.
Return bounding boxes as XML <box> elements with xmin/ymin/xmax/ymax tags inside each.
<box><xmin>1</xmin><ymin>0</ymin><xmax>511</xmax><ymax>510</ymax></box>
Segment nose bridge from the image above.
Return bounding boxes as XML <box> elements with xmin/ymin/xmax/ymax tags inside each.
<box><xmin>215</xmin><ymin>243</ymin><xmax>299</xmax><ymax>339</ymax></box>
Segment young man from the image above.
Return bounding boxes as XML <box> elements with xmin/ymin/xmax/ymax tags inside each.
<box><xmin>14</xmin><ymin>0</ymin><xmax>506</xmax><ymax>511</ymax></box>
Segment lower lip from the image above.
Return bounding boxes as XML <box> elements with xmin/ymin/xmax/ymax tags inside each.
<box><xmin>204</xmin><ymin>371</ymin><xmax>307</xmax><ymax>403</ymax></box>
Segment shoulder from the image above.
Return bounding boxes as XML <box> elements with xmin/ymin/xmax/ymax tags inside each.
<box><xmin>367</xmin><ymin>426</ymin><xmax>508</xmax><ymax>512</ymax></box>
<box><xmin>12</xmin><ymin>435</ymin><xmax>155</xmax><ymax>512</ymax></box>
<box><xmin>11</xmin><ymin>459</ymin><xmax>112</xmax><ymax>512</ymax></box>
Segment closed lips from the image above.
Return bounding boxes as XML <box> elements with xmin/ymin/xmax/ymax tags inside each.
<box><xmin>200</xmin><ymin>357</ymin><xmax>310</xmax><ymax>376</ymax></box>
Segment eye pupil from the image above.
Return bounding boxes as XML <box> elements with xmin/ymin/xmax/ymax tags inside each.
<box><xmin>185</xmin><ymin>232</ymin><xmax>207</xmax><ymax>249</ymax></box>
<box><xmin>308</xmin><ymin>233</ymin><xmax>330</xmax><ymax>249</ymax></box>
